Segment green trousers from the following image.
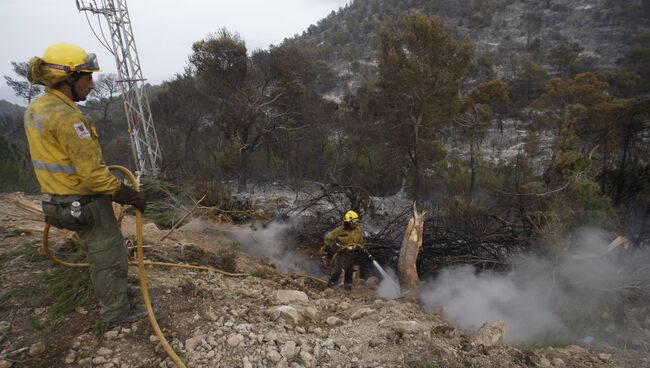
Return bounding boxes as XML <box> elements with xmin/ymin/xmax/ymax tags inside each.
<box><xmin>328</xmin><ymin>249</ymin><xmax>356</xmax><ymax>287</ymax></box>
<box><xmin>52</xmin><ymin>195</ymin><xmax>129</xmax><ymax>323</ymax></box>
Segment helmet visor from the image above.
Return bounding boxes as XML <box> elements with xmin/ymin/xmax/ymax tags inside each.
<box><xmin>75</xmin><ymin>53</ymin><xmax>99</xmax><ymax>72</ymax></box>
<box><xmin>42</xmin><ymin>53</ymin><xmax>100</xmax><ymax>73</ymax></box>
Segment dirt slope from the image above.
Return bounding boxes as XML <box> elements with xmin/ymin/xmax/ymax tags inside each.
<box><xmin>1</xmin><ymin>193</ymin><xmax>648</xmax><ymax>368</ymax></box>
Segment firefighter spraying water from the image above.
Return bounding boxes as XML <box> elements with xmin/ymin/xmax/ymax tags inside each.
<box><xmin>321</xmin><ymin>210</ymin><xmax>399</xmax><ymax>292</ymax></box>
<box><xmin>362</xmin><ymin>248</ymin><xmax>398</xmax><ymax>287</ymax></box>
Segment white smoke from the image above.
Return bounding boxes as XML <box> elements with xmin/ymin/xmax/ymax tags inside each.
<box><xmin>420</xmin><ymin>264</ymin><xmax>570</xmax><ymax>344</ymax></box>
<box><xmin>376</xmin><ymin>267</ymin><xmax>401</xmax><ymax>300</ymax></box>
<box><xmin>229</xmin><ymin>220</ymin><xmax>322</xmax><ymax>274</ymax></box>
<box><xmin>420</xmin><ymin>227</ymin><xmax>646</xmax><ymax>346</ymax></box>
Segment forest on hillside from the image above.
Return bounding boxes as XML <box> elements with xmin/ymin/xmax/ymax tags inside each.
<box><xmin>2</xmin><ymin>0</ymin><xmax>650</xmax><ymax>262</ymax></box>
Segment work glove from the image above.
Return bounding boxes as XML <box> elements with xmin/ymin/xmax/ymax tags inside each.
<box><xmin>111</xmin><ymin>184</ymin><xmax>147</xmax><ymax>213</ymax></box>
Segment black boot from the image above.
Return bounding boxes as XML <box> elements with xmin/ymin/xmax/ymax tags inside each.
<box><xmin>114</xmin><ymin>304</ymin><xmax>148</xmax><ymax>326</ymax></box>
<box><xmin>327</xmin><ymin>273</ymin><xmax>338</xmax><ymax>288</ymax></box>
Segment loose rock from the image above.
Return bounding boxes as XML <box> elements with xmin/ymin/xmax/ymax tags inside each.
<box><xmin>275</xmin><ymin>290</ymin><xmax>309</xmax><ymax>304</ymax></box>
<box><xmin>268</xmin><ymin>306</ymin><xmax>304</xmax><ymax>326</ymax></box>
<box><xmin>386</xmin><ymin>320</ymin><xmax>430</xmax><ymax>334</ymax></box>
<box><xmin>204</xmin><ymin>308</ymin><xmax>219</xmax><ymax>322</ymax></box>
<box><xmin>365</xmin><ymin>276</ymin><xmax>380</xmax><ymax>287</ymax></box>
<box><xmin>334</xmin><ymin>338</ymin><xmax>352</xmax><ymax>349</ymax></box>
<box><xmin>92</xmin><ymin>356</ymin><xmax>107</xmax><ymax>364</ymax></box>
<box><xmin>242</xmin><ymin>356</ymin><xmax>253</xmax><ymax>368</ymax></box>
<box><xmin>474</xmin><ymin>320</ymin><xmax>505</xmax><ymax>347</ymax></box>
<box><xmin>263</xmin><ymin>332</ymin><xmax>278</xmax><ymax>343</ymax></box>
<box><xmin>64</xmin><ymin>350</ymin><xmax>76</xmax><ymax>364</ymax></box>
<box><xmin>267</xmin><ymin>349</ymin><xmax>282</xmax><ymax>363</ymax></box>
<box><xmin>280</xmin><ymin>341</ymin><xmax>296</xmax><ymax>359</ymax></box>
<box><xmin>350</xmin><ymin>307</ymin><xmax>375</xmax><ymax>320</ymax></box>
<box><xmin>326</xmin><ymin>316</ymin><xmax>344</xmax><ymax>326</ymax></box>
<box><xmin>97</xmin><ymin>347</ymin><xmax>113</xmax><ymax>356</ymax></box>
<box><xmin>104</xmin><ymin>330</ymin><xmax>119</xmax><ymax>340</ymax></box>
<box><xmin>185</xmin><ymin>336</ymin><xmax>203</xmax><ymax>351</ymax></box>
<box><xmin>28</xmin><ymin>342</ymin><xmax>45</xmax><ymax>356</ymax></box>
<box><xmin>539</xmin><ymin>357</ymin><xmax>552</xmax><ymax>367</ymax></box>
<box><xmin>299</xmin><ymin>306</ymin><xmax>320</xmax><ymax>321</ymax></box>
<box><xmin>300</xmin><ymin>350</ymin><xmax>313</xmax><ymax>362</ymax></box>
<box><xmin>227</xmin><ymin>333</ymin><xmax>244</xmax><ymax>347</ymax></box>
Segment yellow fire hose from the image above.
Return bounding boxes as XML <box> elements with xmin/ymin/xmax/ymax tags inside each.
<box><xmin>41</xmin><ymin>165</ymin><xmax>249</xmax><ymax>368</ymax></box>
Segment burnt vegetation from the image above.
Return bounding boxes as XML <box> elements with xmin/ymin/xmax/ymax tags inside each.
<box><xmin>3</xmin><ymin>1</ymin><xmax>650</xmax><ymax>274</ymax></box>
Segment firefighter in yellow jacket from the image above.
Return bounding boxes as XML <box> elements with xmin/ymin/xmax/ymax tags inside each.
<box><xmin>24</xmin><ymin>43</ymin><xmax>146</xmax><ymax>327</ymax></box>
<box><xmin>322</xmin><ymin>210</ymin><xmax>365</xmax><ymax>291</ymax></box>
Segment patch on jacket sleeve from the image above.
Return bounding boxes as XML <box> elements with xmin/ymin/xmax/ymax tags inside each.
<box><xmin>73</xmin><ymin>122</ymin><xmax>91</xmax><ymax>139</ymax></box>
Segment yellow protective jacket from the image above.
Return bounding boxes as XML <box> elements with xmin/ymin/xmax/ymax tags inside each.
<box><xmin>24</xmin><ymin>88</ymin><xmax>120</xmax><ymax>196</ymax></box>
<box><xmin>324</xmin><ymin>225</ymin><xmax>365</xmax><ymax>250</ymax></box>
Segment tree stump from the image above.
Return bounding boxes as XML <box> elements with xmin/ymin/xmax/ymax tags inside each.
<box><xmin>398</xmin><ymin>203</ymin><xmax>425</xmax><ymax>292</ymax></box>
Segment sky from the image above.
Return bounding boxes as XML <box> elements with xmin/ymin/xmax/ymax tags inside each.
<box><xmin>1</xmin><ymin>0</ymin><xmax>351</xmax><ymax>106</ymax></box>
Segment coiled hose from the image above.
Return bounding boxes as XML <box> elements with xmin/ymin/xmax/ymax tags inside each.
<box><xmin>41</xmin><ymin>165</ymin><xmax>249</xmax><ymax>368</ymax></box>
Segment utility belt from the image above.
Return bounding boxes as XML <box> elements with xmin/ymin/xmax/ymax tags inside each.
<box><xmin>334</xmin><ymin>242</ymin><xmax>364</xmax><ymax>253</ymax></box>
<box><xmin>339</xmin><ymin>245</ymin><xmax>361</xmax><ymax>251</ymax></box>
<box><xmin>41</xmin><ymin>195</ymin><xmax>101</xmax><ymax>232</ymax></box>
<box><xmin>334</xmin><ymin>243</ymin><xmax>363</xmax><ymax>256</ymax></box>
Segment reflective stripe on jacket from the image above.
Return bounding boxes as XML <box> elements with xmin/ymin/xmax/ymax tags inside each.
<box><xmin>24</xmin><ymin>88</ymin><xmax>120</xmax><ymax>195</ymax></box>
<box><xmin>324</xmin><ymin>225</ymin><xmax>365</xmax><ymax>250</ymax></box>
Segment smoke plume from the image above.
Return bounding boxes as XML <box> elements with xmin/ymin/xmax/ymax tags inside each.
<box><xmin>229</xmin><ymin>221</ymin><xmax>322</xmax><ymax>274</ymax></box>
<box><xmin>420</xmin><ymin>227</ymin><xmax>648</xmax><ymax>346</ymax></box>
<box><xmin>376</xmin><ymin>267</ymin><xmax>401</xmax><ymax>300</ymax></box>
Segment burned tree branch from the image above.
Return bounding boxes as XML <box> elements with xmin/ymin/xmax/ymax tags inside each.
<box><xmin>398</xmin><ymin>202</ymin><xmax>426</xmax><ymax>291</ymax></box>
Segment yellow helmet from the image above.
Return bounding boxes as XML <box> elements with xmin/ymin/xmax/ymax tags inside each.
<box><xmin>28</xmin><ymin>43</ymin><xmax>100</xmax><ymax>86</ymax></box>
<box><xmin>344</xmin><ymin>210</ymin><xmax>359</xmax><ymax>223</ymax></box>
<box><xmin>42</xmin><ymin>43</ymin><xmax>100</xmax><ymax>73</ymax></box>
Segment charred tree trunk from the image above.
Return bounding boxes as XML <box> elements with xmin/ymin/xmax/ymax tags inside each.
<box><xmin>398</xmin><ymin>203</ymin><xmax>426</xmax><ymax>292</ymax></box>
<box><xmin>470</xmin><ymin>136</ymin><xmax>476</xmax><ymax>193</ymax></box>
<box><xmin>614</xmin><ymin>131</ymin><xmax>631</xmax><ymax>205</ymax></box>
<box><xmin>238</xmin><ymin>150</ymin><xmax>251</xmax><ymax>193</ymax></box>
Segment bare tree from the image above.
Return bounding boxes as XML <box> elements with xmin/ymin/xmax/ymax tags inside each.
<box><xmin>4</xmin><ymin>61</ymin><xmax>42</xmax><ymax>104</ymax></box>
<box><xmin>88</xmin><ymin>73</ymin><xmax>119</xmax><ymax>137</ymax></box>
<box><xmin>523</xmin><ymin>12</ymin><xmax>543</xmax><ymax>49</ymax></box>
<box><xmin>374</xmin><ymin>12</ymin><xmax>472</xmax><ymax>197</ymax></box>
<box><xmin>190</xmin><ymin>29</ymin><xmax>321</xmax><ymax>191</ymax></box>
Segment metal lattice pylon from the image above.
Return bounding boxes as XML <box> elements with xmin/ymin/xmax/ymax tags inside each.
<box><xmin>77</xmin><ymin>0</ymin><xmax>161</xmax><ymax>177</ymax></box>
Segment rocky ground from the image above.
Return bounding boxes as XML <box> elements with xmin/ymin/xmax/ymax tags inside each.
<box><xmin>1</xmin><ymin>193</ymin><xmax>649</xmax><ymax>368</ymax></box>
